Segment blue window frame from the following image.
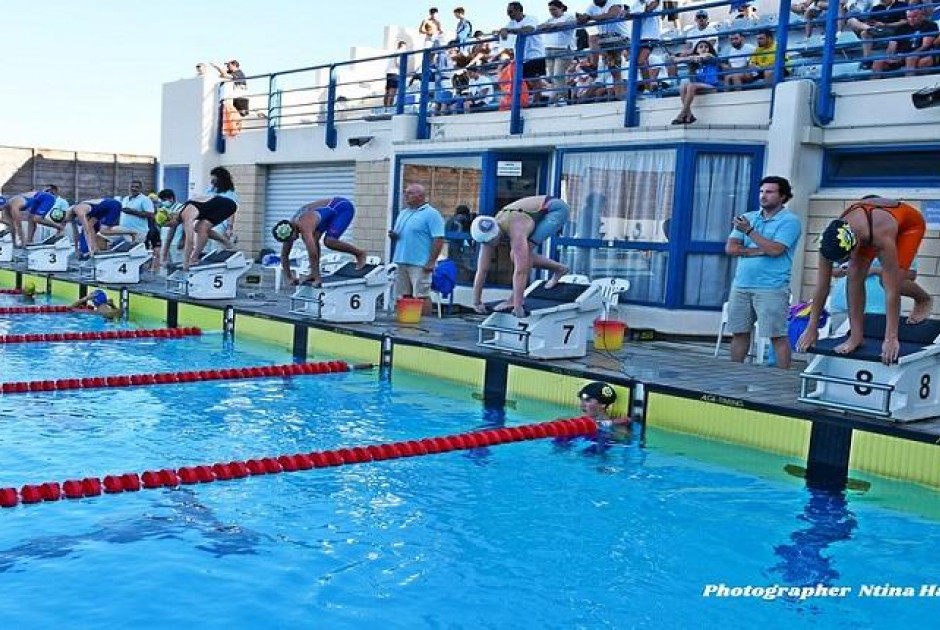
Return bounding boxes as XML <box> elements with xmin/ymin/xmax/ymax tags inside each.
<box><xmin>554</xmin><ymin>143</ymin><xmax>764</xmax><ymax>309</ymax></box>
<box><xmin>822</xmin><ymin>145</ymin><xmax>940</xmax><ymax>188</ymax></box>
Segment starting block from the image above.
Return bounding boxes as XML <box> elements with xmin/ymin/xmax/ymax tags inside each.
<box><xmin>799</xmin><ymin>314</ymin><xmax>940</xmax><ymax>422</ymax></box>
<box><xmin>78</xmin><ymin>241</ymin><xmax>152</xmax><ymax>284</ymax></box>
<box><xmin>0</xmin><ymin>230</ymin><xmax>13</xmax><ymax>263</ymax></box>
<box><xmin>166</xmin><ymin>250</ymin><xmax>251</xmax><ymax>299</ymax></box>
<box><xmin>289</xmin><ymin>262</ymin><xmax>395</xmax><ymax>323</ymax></box>
<box><xmin>477</xmin><ymin>280</ymin><xmax>604</xmax><ymax>359</ymax></box>
<box><xmin>26</xmin><ymin>234</ymin><xmax>72</xmax><ymax>272</ymax></box>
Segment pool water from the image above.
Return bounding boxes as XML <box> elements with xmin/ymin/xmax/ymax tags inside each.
<box><xmin>0</xmin><ymin>294</ymin><xmax>939</xmax><ymax>629</ymax></box>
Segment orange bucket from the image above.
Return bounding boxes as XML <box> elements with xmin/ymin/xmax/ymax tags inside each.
<box><xmin>594</xmin><ymin>319</ymin><xmax>626</xmax><ymax>351</ymax></box>
<box><xmin>396</xmin><ymin>297</ymin><xmax>424</xmax><ymax>324</ymax></box>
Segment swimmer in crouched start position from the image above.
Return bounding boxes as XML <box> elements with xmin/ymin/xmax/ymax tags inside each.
<box><xmin>470</xmin><ymin>195</ymin><xmax>570</xmax><ymax>318</ymax></box>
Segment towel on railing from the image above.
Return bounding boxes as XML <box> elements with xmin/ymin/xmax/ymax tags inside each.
<box><xmin>222</xmin><ymin>101</ymin><xmax>243</xmax><ymax>138</ymax></box>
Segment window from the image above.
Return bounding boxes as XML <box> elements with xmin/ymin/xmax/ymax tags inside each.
<box><xmin>556</xmin><ymin>149</ymin><xmax>676</xmax><ymax>306</ymax></box>
<box><xmin>823</xmin><ymin>146</ymin><xmax>940</xmax><ymax>187</ymax></box>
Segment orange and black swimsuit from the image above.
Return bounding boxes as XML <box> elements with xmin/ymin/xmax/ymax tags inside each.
<box><xmin>842</xmin><ymin>200</ymin><xmax>925</xmax><ymax>270</ymax></box>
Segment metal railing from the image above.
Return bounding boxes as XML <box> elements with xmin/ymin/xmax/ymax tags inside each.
<box><xmin>212</xmin><ymin>0</ymin><xmax>940</xmax><ymax>152</ymax></box>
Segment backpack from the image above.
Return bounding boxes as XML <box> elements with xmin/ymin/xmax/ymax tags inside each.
<box><xmin>431</xmin><ymin>259</ymin><xmax>458</xmax><ymax>299</ymax></box>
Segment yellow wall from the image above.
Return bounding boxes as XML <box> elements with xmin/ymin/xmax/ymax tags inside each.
<box><xmin>393</xmin><ymin>345</ymin><xmax>484</xmax><ymax>389</ymax></box>
<box><xmin>646</xmin><ymin>392</ymin><xmax>811</xmax><ymax>460</ymax></box>
<box><xmin>850</xmin><ymin>432</ymin><xmax>940</xmax><ymax>489</ymax></box>
<box><xmin>0</xmin><ymin>269</ymin><xmax>16</xmax><ymax>287</ymax></box>
<box><xmin>507</xmin><ymin>366</ymin><xmax>630</xmax><ymax>418</ymax></box>
<box><xmin>178</xmin><ymin>303</ymin><xmax>223</xmax><ymax>331</ymax></box>
<box><xmin>238</xmin><ymin>315</ymin><xmax>293</xmax><ymax>347</ymax></box>
<box><xmin>308</xmin><ymin>329</ymin><xmax>381</xmax><ymax>365</ymax></box>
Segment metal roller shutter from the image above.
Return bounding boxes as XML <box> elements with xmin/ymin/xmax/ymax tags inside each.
<box><xmin>264</xmin><ymin>163</ymin><xmax>356</xmax><ymax>250</ymax></box>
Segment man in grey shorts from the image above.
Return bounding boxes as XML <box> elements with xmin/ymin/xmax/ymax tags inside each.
<box><xmin>724</xmin><ymin>176</ymin><xmax>802</xmax><ymax>369</ymax></box>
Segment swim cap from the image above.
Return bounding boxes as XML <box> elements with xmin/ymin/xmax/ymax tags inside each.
<box><xmin>470</xmin><ymin>215</ymin><xmax>500</xmax><ymax>244</ymax></box>
<box><xmin>155</xmin><ymin>209</ymin><xmax>170</xmax><ymax>227</ymax></box>
<box><xmin>48</xmin><ymin>207</ymin><xmax>66</xmax><ymax>223</ymax></box>
<box><xmin>91</xmin><ymin>289</ymin><xmax>108</xmax><ymax>307</ymax></box>
<box><xmin>819</xmin><ymin>219</ymin><xmax>858</xmax><ymax>263</ymax></box>
<box><xmin>271</xmin><ymin>220</ymin><xmax>296</xmax><ymax>242</ymax></box>
<box><xmin>23</xmin><ymin>281</ymin><xmax>36</xmax><ymax>296</ymax></box>
<box><xmin>579</xmin><ymin>381</ymin><xmax>617</xmax><ymax>406</ymax></box>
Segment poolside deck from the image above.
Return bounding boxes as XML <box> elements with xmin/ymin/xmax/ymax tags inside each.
<box><xmin>7</xmin><ymin>264</ymin><xmax>940</xmax><ymax>448</ymax></box>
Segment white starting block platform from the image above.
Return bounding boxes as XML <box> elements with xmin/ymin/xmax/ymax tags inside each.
<box><xmin>78</xmin><ymin>241</ymin><xmax>151</xmax><ymax>284</ymax></box>
<box><xmin>26</xmin><ymin>234</ymin><xmax>72</xmax><ymax>272</ymax></box>
<box><xmin>477</xmin><ymin>280</ymin><xmax>604</xmax><ymax>359</ymax></box>
<box><xmin>289</xmin><ymin>262</ymin><xmax>395</xmax><ymax>323</ymax></box>
<box><xmin>799</xmin><ymin>314</ymin><xmax>940</xmax><ymax>422</ymax></box>
<box><xmin>166</xmin><ymin>250</ymin><xmax>251</xmax><ymax>300</ymax></box>
<box><xmin>0</xmin><ymin>230</ymin><xmax>13</xmax><ymax>263</ymax></box>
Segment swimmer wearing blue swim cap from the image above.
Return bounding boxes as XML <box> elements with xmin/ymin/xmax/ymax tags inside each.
<box><xmin>70</xmin><ymin>290</ymin><xmax>122</xmax><ymax>321</ymax></box>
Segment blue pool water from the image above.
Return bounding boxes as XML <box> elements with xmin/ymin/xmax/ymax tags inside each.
<box><xmin>0</xmin><ymin>294</ymin><xmax>939</xmax><ymax>629</ymax></box>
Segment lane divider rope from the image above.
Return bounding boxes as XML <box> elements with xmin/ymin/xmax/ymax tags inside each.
<box><xmin>0</xmin><ymin>360</ymin><xmax>361</xmax><ymax>395</ymax></box>
<box><xmin>0</xmin><ymin>417</ymin><xmax>597</xmax><ymax>508</ymax></box>
<box><xmin>0</xmin><ymin>289</ymin><xmax>23</xmax><ymax>295</ymax></box>
<box><xmin>0</xmin><ymin>327</ymin><xmax>202</xmax><ymax>344</ymax></box>
<box><xmin>0</xmin><ymin>305</ymin><xmax>91</xmax><ymax>315</ymax></box>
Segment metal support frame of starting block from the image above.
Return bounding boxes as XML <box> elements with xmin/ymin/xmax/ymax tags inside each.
<box><xmin>477</xmin><ymin>280</ymin><xmax>604</xmax><ymax>359</ymax></box>
<box><xmin>799</xmin><ymin>314</ymin><xmax>940</xmax><ymax>422</ymax></box>
<box><xmin>78</xmin><ymin>241</ymin><xmax>151</xmax><ymax>284</ymax></box>
<box><xmin>0</xmin><ymin>230</ymin><xmax>13</xmax><ymax>263</ymax></box>
<box><xmin>166</xmin><ymin>250</ymin><xmax>251</xmax><ymax>299</ymax></box>
<box><xmin>289</xmin><ymin>262</ymin><xmax>395</xmax><ymax>323</ymax></box>
<box><xmin>26</xmin><ymin>234</ymin><xmax>72</xmax><ymax>272</ymax></box>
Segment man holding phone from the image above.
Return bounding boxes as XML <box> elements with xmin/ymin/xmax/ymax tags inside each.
<box><xmin>723</xmin><ymin>176</ymin><xmax>802</xmax><ymax>369</ymax></box>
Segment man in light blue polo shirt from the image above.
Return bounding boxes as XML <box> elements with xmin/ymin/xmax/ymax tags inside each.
<box><xmin>119</xmin><ymin>179</ymin><xmax>155</xmax><ymax>243</ymax></box>
<box><xmin>389</xmin><ymin>183</ymin><xmax>445</xmax><ymax>313</ymax></box>
<box><xmin>725</xmin><ymin>175</ymin><xmax>802</xmax><ymax>369</ymax></box>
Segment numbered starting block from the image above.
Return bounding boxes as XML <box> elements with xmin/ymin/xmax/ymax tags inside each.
<box><xmin>477</xmin><ymin>280</ymin><xmax>604</xmax><ymax>359</ymax></box>
<box><xmin>799</xmin><ymin>314</ymin><xmax>940</xmax><ymax>422</ymax></box>
<box><xmin>166</xmin><ymin>250</ymin><xmax>251</xmax><ymax>300</ymax></box>
<box><xmin>26</xmin><ymin>234</ymin><xmax>72</xmax><ymax>272</ymax></box>
<box><xmin>289</xmin><ymin>262</ymin><xmax>395</xmax><ymax>323</ymax></box>
<box><xmin>78</xmin><ymin>241</ymin><xmax>152</xmax><ymax>284</ymax></box>
<box><xmin>0</xmin><ymin>230</ymin><xmax>13</xmax><ymax>263</ymax></box>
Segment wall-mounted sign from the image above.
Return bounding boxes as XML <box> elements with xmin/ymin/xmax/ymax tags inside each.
<box><xmin>923</xmin><ymin>200</ymin><xmax>940</xmax><ymax>230</ymax></box>
<box><xmin>496</xmin><ymin>161</ymin><xmax>523</xmax><ymax>177</ymax></box>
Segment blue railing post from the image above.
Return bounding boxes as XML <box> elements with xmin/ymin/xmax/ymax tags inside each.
<box><xmin>325</xmin><ymin>65</ymin><xmax>338</xmax><ymax>149</ymax></box>
<box><xmin>624</xmin><ymin>17</ymin><xmax>642</xmax><ymax>128</ymax></box>
<box><xmin>772</xmin><ymin>0</ymin><xmax>792</xmax><ymax>87</ymax></box>
<box><xmin>266</xmin><ymin>75</ymin><xmax>278</xmax><ymax>152</ymax></box>
<box><xmin>215</xmin><ymin>83</ymin><xmax>227</xmax><ymax>154</ymax></box>
<box><xmin>510</xmin><ymin>34</ymin><xmax>526</xmax><ymax>135</ymax></box>
<box><xmin>815</xmin><ymin>2</ymin><xmax>841</xmax><ymax>124</ymax></box>
<box><xmin>395</xmin><ymin>51</ymin><xmax>410</xmax><ymax>115</ymax></box>
<box><xmin>417</xmin><ymin>49</ymin><xmax>432</xmax><ymax>140</ymax></box>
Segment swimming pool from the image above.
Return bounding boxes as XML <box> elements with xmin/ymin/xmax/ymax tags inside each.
<box><xmin>0</xmin><ymin>294</ymin><xmax>939</xmax><ymax>629</ymax></box>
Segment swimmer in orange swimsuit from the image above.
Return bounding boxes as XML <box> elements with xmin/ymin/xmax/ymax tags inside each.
<box><xmin>797</xmin><ymin>196</ymin><xmax>932</xmax><ymax>365</ymax></box>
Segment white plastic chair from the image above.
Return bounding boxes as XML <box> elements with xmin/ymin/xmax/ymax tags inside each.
<box><xmin>590</xmin><ymin>277</ymin><xmax>631</xmax><ymax>320</ymax></box>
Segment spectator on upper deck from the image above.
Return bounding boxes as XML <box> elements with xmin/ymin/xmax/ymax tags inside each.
<box><xmin>871</xmin><ymin>7</ymin><xmax>937</xmax><ymax>76</ymax></box>
<box><xmin>670</xmin><ymin>40</ymin><xmax>720</xmax><ymax>124</ymax></box>
<box><xmin>748</xmin><ymin>29</ymin><xmax>783</xmax><ymax>83</ymax></box>
<box><xmin>468</xmin><ymin>31</ymin><xmax>494</xmax><ymax>65</ymax></box>
<box><xmin>575</xmin><ymin>1</ymin><xmax>629</xmax><ymax>98</ymax></box>
<box><xmin>846</xmin><ymin>0</ymin><xmax>909</xmax><ymax>64</ymax></box>
<box><xmin>839</xmin><ymin>0</ymin><xmax>874</xmax><ymax>32</ymax></box>
<box><xmin>499</xmin><ymin>2</ymin><xmax>549</xmax><ymax>103</ymax></box>
<box><xmin>665</xmin><ymin>9</ymin><xmax>718</xmax><ymax>80</ymax></box>
<box><xmin>541</xmin><ymin>1</ymin><xmax>578</xmax><ymax>105</ymax></box>
<box><xmin>455</xmin><ymin>7</ymin><xmax>473</xmax><ymax>44</ymax></box>
<box><xmin>385</xmin><ymin>41</ymin><xmax>410</xmax><ymax>108</ymax></box>
<box><xmin>626</xmin><ymin>0</ymin><xmax>663</xmax><ymax>93</ymax></box>
<box><xmin>791</xmin><ymin>1</ymin><xmax>830</xmax><ymax>40</ymax></box>
<box><xmin>467</xmin><ymin>66</ymin><xmax>499</xmax><ymax>109</ymax></box>
<box><xmin>723</xmin><ymin>32</ymin><xmax>758</xmax><ymax>87</ymax></box>
<box><xmin>420</xmin><ymin>8</ymin><xmax>444</xmax><ymax>47</ymax></box>
<box><xmin>212</xmin><ymin>60</ymin><xmax>249</xmax><ymax>116</ymax></box>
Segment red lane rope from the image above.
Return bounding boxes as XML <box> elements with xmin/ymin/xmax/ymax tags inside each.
<box><xmin>0</xmin><ymin>417</ymin><xmax>598</xmax><ymax>508</ymax></box>
<box><xmin>0</xmin><ymin>360</ymin><xmax>357</xmax><ymax>395</ymax></box>
<box><xmin>0</xmin><ymin>289</ymin><xmax>23</xmax><ymax>295</ymax></box>
<box><xmin>0</xmin><ymin>305</ymin><xmax>91</xmax><ymax>315</ymax></box>
<box><xmin>0</xmin><ymin>327</ymin><xmax>202</xmax><ymax>345</ymax></box>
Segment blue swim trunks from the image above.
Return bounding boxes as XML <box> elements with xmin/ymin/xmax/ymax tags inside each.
<box><xmin>88</xmin><ymin>199</ymin><xmax>122</xmax><ymax>227</ymax></box>
<box><xmin>315</xmin><ymin>197</ymin><xmax>355</xmax><ymax>239</ymax></box>
<box><xmin>27</xmin><ymin>192</ymin><xmax>56</xmax><ymax>217</ymax></box>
